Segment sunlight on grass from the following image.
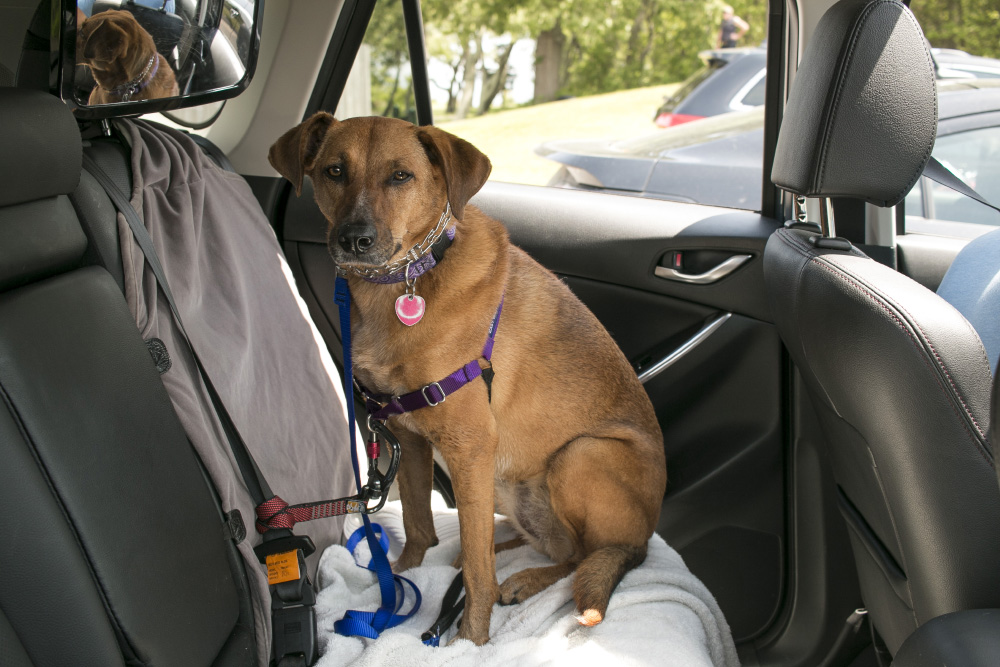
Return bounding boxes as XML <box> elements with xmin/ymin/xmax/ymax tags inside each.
<box><xmin>438</xmin><ymin>84</ymin><xmax>679</xmax><ymax>186</ymax></box>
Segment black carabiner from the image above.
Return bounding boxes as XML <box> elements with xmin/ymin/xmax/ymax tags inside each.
<box><xmin>360</xmin><ymin>419</ymin><xmax>402</xmax><ymax>514</ymax></box>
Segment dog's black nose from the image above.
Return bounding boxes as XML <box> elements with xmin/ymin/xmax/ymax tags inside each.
<box><xmin>337</xmin><ymin>223</ymin><xmax>377</xmax><ymax>255</ymax></box>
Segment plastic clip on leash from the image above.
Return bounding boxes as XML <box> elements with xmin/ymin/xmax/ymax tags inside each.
<box><xmin>333</xmin><ymin>276</ymin><xmax>423</xmax><ymax>639</ymax></box>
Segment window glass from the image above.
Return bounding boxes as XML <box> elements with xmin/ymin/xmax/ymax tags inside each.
<box><xmin>343</xmin><ymin>0</ymin><xmax>770</xmax><ymax>211</ymax></box>
<box><xmin>336</xmin><ymin>0</ymin><xmax>414</xmax><ymax>121</ymax></box>
<box><xmin>927</xmin><ymin>127</ymin><xmax>1000</xmax><ymax>226</ymax></box>
<box><xmin>903</xmin><ymin>179</ymin><xmax>923</xmax><ymax>218</ymax></box>
<box><xmin>901</xmin><ymin>3</ymin><xmax>1000</xmax><ymax>236</ymax></box>
<box><xmin>738</xmin><ymin>75</ymin><xmax>766</xmax><ymax>108</ymax></box>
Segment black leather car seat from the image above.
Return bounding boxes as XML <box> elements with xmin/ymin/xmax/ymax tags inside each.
<box><xmin>764</xmin><ymin>0</ymin><xmax>1000</xmax><ymax>655</ymax></box>
<box><xmin>0</xmin><ymin>87</ymin><xmax>257</xmax><ymax>666</ymax></box>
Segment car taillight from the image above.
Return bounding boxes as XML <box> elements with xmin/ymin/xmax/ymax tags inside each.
<box><xmin>654</xmin><ymin>113</ymin><xmax>704</xmax><ymax>128</ymax></box>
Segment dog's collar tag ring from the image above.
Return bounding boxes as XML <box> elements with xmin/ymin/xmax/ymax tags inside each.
<box><xmin>395</xmin><ymin>263</ymin><xmax>425</xmax><ymax>326</ymax></box>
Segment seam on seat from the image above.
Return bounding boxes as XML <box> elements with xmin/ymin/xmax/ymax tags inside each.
<box><xmin>776</xmin><ymin>230</ymin><xmax>917</xmax><ymax>602</ymax></box>
<box><xmin>887</xmin><ymin>5</ymin><xmax>938</xmax><ymax>204</ymax></box>
<box><xmin>838</xmin><ymin>482</ymin><xmax>914</xmax><ymax>611</ymax></box>
<box><xmin>812</xmin><ymin>256</ymin><xmax>993</xmax><ymax>467</ymax></box>
<box><xmin>831</xmin><ymin>255</ymin><xmax>991</xmax><ymax>444</ymax></box>
<box><xmin>865</xmin><ymin>444</ymin><xmax>918</xmax><ymax>625</ymax></box>
<box><xmin>816</xmin><ymin>0</ymin><xmax>883</xmax><ymax>193</ymax></box>
<box><xmin>0</xmin><ymin>373</ymin><xmax>142</xmax><ymax>663</ymax></box>
<box><xmin>815</xmin><ymin>0</ymin><xmax>936</xmax><ymax>204</ymax></box>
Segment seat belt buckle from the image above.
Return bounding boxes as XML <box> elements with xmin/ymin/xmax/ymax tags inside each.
<box><xmin>271</xmin><ymin>598</ymin><xmax>318</xmax><ymax>666</ymax></box>
<box><xmin>254</xmin><ymin>533</ymin><xmax>316</xmax><ymax>564</ymax></box>
<box><xmin>266</xmin><ymin>546</ymin><xmax>319</xmax><ymax>666</ymax></box>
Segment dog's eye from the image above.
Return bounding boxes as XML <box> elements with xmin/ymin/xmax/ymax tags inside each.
<box><xmin>326</xmin><ymin>165</ymin><xmax>343</xmax><ymax>180</ymax></box>
<box><xmin>391</xmin><ymin>170</ymin><xmax>413</xmax><ymax>184</ymax></box>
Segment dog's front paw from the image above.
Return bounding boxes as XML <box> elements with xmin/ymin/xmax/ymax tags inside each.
<box><xmin>393</xmin><ymin>544</ymin><xmax>427</xmax><ymax>572</ymax></box>
<box><xmin>453</xmin><ymin>623</ymin><xmax>490</xmax><ymax>646</ymax></box>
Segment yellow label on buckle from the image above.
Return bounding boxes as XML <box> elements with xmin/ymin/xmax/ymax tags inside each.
<box><xmin>266</xmin><ymin>550</ymin><xmax>300</xmax><ymax>585</ymax></box>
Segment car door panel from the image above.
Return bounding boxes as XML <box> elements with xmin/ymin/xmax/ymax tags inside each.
<box><xmin>473</xmin><ymin>184</ymin><xmax>785</xmax><ymax>641</ymax></box>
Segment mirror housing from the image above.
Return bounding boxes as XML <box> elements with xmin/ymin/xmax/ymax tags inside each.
<box><xmin>55</xmin><ymin>0</ymin><xmax>261</xmax><ymax>119</ymax></box>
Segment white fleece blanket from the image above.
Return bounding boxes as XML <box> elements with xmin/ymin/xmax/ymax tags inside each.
<box><xmin>314</xmin><ymin>501</ymin><xmax>739</xmax><ymax>666</ymax></box>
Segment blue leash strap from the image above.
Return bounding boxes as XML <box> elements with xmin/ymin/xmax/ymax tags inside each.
<box><xmin>338</xmin><ymin>526</ymin><xmax>426</xmax><ymax>639</ymax></box>
<box><xmin>333</xmin><ymin>276</ymin><xmax>422</xmax><ymax>639</ymax></box>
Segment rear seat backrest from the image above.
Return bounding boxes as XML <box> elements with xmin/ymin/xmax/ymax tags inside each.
<box><xmin>0</xmin><ymin>88</ymin><xmax>256</xmax><ymax>666</ymax></box>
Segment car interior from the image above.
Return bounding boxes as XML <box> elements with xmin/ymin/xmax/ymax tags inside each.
<box><xmin>1</xmin><ymin>0</ymin><xmax>999</xmax><ymax>665</ymax></box>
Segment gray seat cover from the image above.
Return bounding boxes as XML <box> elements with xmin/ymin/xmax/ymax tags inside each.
<box><xmin>116</xmin><ymin>119</ymin><xmax>355</xmax><ymax>662</ymax></box>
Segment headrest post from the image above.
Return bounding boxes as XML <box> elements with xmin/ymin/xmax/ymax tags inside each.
<box><xmin>819</xmin><ymin>197</ymin><xmax>836</xmax><ymax>238</ymax></box>
<box><xmin>100</xmin><ymin>119</ymin><xmax>112</xmax><ymax>138</ymax></box>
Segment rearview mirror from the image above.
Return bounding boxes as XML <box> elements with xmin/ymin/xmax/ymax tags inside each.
<box><xmin>60</xmin><ymin>0</ymin><xmax>260</xmax><ymax>119</ymax></box>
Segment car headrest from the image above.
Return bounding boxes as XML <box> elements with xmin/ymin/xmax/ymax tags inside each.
<box><xmin>0</xmin><ymin>88</ymin><xmax>82</xmax><ymax>207</ymax></box>
<box><xmin>771</xmin><ymin>0</ymin><xmax>937</xmax><ymax>207</ymax></box>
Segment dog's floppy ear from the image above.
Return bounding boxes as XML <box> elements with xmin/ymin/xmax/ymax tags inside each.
<box><xmin>79</xmin><ymin>17</ymin><xmax>128</xmax><ymax>65</ymax></box>
<box><xmin>416</xmin><ymin>126</ymin><xmax>492</xmax><ymax>220</ymax></box>
<box><xmin>268</xmin><ymin>112</ymin><xmax>338</xmax><ymax>196</ymax></box>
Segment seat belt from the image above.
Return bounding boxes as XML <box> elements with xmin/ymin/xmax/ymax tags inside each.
<box><xmin>83</xmin><ymin>153</ymin><xmax>319</xmax><ymax>666</ymax></box>
<box><xmin>922</xmin><ymin>156</ymin><xmax>1000</xmax><ymax>215</ymax></box>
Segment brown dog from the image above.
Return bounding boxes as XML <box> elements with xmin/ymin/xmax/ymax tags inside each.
<box><xmin>78</xmin><ymin>9</ymin><xmax>179</xmax><ymax>104</ymax></box>
<box><xmin>269</xmin><ymin>115</ymin><xmax>667</xmax><ymax>645</ymax></box>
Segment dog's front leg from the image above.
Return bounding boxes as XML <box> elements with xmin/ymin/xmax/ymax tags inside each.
<box><xmin>438</xmin><ymin>410</ymin><xmax>500</xmax><ymax>646</ymax></box>
<box><xmin>393</xmin><ymin>427</ymin><xmax>438</xmax><ymax>572</ymax></box>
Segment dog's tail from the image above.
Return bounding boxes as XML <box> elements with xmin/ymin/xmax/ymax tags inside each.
<box><xmin>573</xmin><ymin>543</ymin><xmax>648</xmax><ymax>626</ymax></box>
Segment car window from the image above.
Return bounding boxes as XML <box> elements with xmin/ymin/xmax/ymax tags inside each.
<box><xmin>927</xmin><ymin>126</ymin><xmax>1000</xmax><ymax>225</ymax></box>
<box><xmin>905</xmin><ymin>124</ymin><xmax>1000</xmax><ymax>236</ymax></box>
<box><xmin>333</xmin><ymin>0</ymin><xmax>769</xmax><ymax>211</ymax></box>
<box><xmin>736</xmin><ymin>73</ymin><xmax>766</xmax><ymax>108</ymax></box>
<box><xmin>332</xmin><ymin>0</ymin><xmax>415</xmax><ymax>122</ymax></box>
<box><xmin>658</xmin><ymin>63</ymin><xmax>721</xmax><ymax>116</ymax></box>
<box><xmin>902</xmin><ymin>4</ymin><xmax>1000</xmax><ymax>236</ymax></box>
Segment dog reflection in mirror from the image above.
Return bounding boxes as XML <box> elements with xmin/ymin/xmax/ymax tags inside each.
<box><xmin>77</xmin><ymin>9</ymin><xmax>179</xmax><ymax>104</ymax></box>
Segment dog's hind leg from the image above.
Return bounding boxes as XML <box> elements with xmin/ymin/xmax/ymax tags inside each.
<box><xmin>393</xmin><ymin>428</ymin><xmax>439</xmax><ymax>572</ymax></box>
<box><xmin>546</xmin><ymin>434</ymin><xmax>664</xmax><ymax>626</ymax></box>
<box><xmin>499</xmin><ymin>561</ymin><xmax>577</xmax><ymax>605</ymax></box>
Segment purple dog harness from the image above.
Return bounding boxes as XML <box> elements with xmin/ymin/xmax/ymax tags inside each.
<box><xmin>349</xmin><ymin>210</ymin><xmax>504</xmax><ymax>418</ymax></box>
<box><xmin>357</xmin><ymin>295</ymin><xmax>503</xmax><ymax>420</ymax></box>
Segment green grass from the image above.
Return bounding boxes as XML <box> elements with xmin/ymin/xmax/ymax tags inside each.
<box><xmin>438</xmin><ymin>83</ymin><xmax>679</xmax><ymax>186</ymax></box>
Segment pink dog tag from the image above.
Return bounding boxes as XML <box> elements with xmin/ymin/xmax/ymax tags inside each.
<box><xmin>395</xmin><ymin>294</ymin><xmax>425</xmax><ymax>326</ymax></box>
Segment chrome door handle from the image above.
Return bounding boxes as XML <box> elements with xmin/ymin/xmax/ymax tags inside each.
<box><xmin>654</xmin><ymin>254</ymin><xmax>752</xmax><ymax>284</ymax></box>
<box><xmin>637</xmin><ymin>313</ymin><xmax>731</xmax><ymax>384</ymax></box>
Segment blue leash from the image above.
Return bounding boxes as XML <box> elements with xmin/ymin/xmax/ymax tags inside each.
<box><xmin>333</xmin><ymin>276</ymin><xmax>423</xmax><ymax>639</ymax></box>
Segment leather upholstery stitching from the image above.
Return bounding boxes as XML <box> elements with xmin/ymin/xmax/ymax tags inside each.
<box><xmin>774</xmin><ymin>232</ymin><xmax>916</xmax><ymax>600</ymax></box>
<box><xmin>812</xmin><ymin>256</ymin><xmax>993</xmax><ymax>467</ymax></box>
<box><xmin>888</xmin><ymin>6</ymin><xmax>938</xmax><ymax>204</ymax></box>
<box><xmin>832</xmin><ymin>256</ymin><xmax>990</xmax><ymax>442</ymax></box>
<box><xmin>816</xmin><ymin>0</ymin><xmax>884</xmax><ymax>192</ymax></box>
<box><xmin>815</xmin><ymin>0</ymin><xmax>938</xmax><ymax>204</ymax></box>
<box><xmin>0</xmin><ymin>377</ymin><xmax>142</xmax><ymax>662</ymax></box>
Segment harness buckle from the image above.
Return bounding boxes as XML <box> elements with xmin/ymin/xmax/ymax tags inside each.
<box><xmin>421</xmin><ymin>382</ymin><xmax>445</xmax><ymax>407</ymax></box>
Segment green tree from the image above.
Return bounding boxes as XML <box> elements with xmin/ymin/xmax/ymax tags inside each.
<box><xmin>364</xmin><ymin>0</ymin><xmax>414</xmax><ymax>119</ymax></box>
<box><xmin>912</xmin><ymin>0</ymin><xmax>1000</xmax><ymax>59</ymax></box>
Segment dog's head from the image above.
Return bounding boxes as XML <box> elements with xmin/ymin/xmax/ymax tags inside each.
<box><xmin>77</xmin><ymin>10</ymin><xmax>156</xmax><ymax>88</ymax></box>
<box><xmin>268</xmin><ymin>114</ymin><xmax>492</xmax><ymax>270</ymax></box>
